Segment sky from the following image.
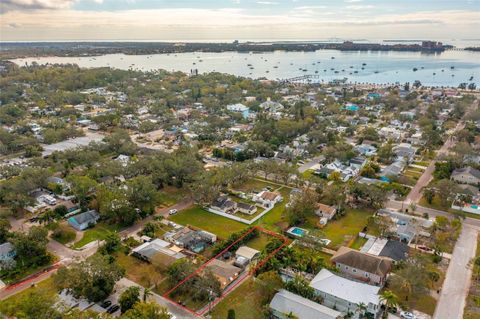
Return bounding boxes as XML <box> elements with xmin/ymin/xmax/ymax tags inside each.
<box><xmin>0</xmin><ymin>0</ymin><xmax>479</xmax><ymax>42</ymax></box>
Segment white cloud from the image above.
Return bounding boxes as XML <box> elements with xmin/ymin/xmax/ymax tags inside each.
<box><xmin>256</xmin><ymin>1</ymin><xmax>278</xmax><ymax>5</ymax></box>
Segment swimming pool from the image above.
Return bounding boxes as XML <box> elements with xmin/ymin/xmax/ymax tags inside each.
<box><xmin>287</xmin><ymin>227</ymin><xmax>308</xmax><ymax>238</ymax></box>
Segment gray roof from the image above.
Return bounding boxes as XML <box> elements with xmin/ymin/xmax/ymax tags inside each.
<box><xmin>70</xmin><ymin>210</ymin><xmax>99</xmax><ymax>225</ymax></box>
<box><xmin>0</xmin><ymin>242</ymin><xmax>14</xmax><ymax>255</ymax></box>
<box><xmin>379</xmin><ymin>240</ymin><xmax>409</xmax><ymax>261</ymax></box>
<box><xmin>270</xmin><ymin>289</ymin><xmax>341</xmax><ymax>319</ymax></box>
<box><xmin>452</xmin><ymin>166</ymin><xmax>480</xmax><ymax>179</ymax></box>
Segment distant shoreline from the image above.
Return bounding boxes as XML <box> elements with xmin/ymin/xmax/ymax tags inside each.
<box><xmin>1</xmin><ymin>40</ymin><xmax>478</xmax><ymax>60</ymax></box>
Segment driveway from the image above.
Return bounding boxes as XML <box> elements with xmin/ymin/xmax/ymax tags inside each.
<box><xmin>297</xmin><ymin>155</ymin><xmax>325</xmax><ymax>173</ymax></box>
<box><xmin>434</xmin><ymin>224</ymin><xmax>478</xmax><ymax>319</ymax></box>
<box><xmin>119</xmin><ymin>198</ymin><xmax>193</xmax><ymax>238</ymax></box>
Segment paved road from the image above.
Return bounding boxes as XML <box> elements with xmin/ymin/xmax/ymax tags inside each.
<box><xmin>434</xmin><ymin>224</ymin><xmax>479</xmax><ymax>319</ymax></box>
<box><xmin>118</xmin><ymin>278</ymin><xmax>198</xmax><ymax>319</ymax></box>
<box><xmin>405</xmin><ymin>122</ymin><xmax>465</xmax><ymax>204</ymax></box>
<box><xmin>119</xmin><ymin>198</ymin><xmax>193</xmax><ymax>238</ymax></box>
<box><xmin>297</xmin><ymin>155</ymin><xmax>325</xmax><ymax>173</ymax></box>
<box><xmin>387</xmin><ymin>200</ymin><xmax>480</xmax><ymax>228</ymax></box>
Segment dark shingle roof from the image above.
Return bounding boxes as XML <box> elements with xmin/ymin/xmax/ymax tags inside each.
<box><xmin>331</xmin><ymin>246</ymin><xmax>393</xmax><ymax>277</ymax></box>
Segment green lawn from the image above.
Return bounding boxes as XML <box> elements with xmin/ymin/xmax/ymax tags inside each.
<box><xmin>115</xmin><ymin>252</ymin><xmax>167</xmax><ymax>288</ymax></box>
<box><xmin>72</xmin><ymin>222</ymin><xmax>121</xmax><ymax>249</ymax></box>
<box><xmin>210</xmin><ymin>277</ymin><xmax>267</xmax><ymax>319</ymax></box>
<box><xmin>321</xmin><ymin>209</ymin><xmax>374</xmax><ymax>250</ymax></box>
<box><xmin>235</xmin><ymin>179</ymin><xmax>278</xmax><ymax>193</ymax></box>
<box><xmin>350</xmin><ymin>236</ymin><xmax>368</xmax><ymax>250</ymax></box>
<box><xmin>254</xmin><ymin>187</ymin><xmax>291</xmax><ymax>232</ymax></box>
<box><xmin>169</xmin><ymin>206</ymin><xmax>247</xmax><ymax>240</ymax></box>
<box><xmin>245</xmin><ymin>232</ymin><xmax>274</xmax><ymax>251</ymax></box>
<box><xmin>0</xmin><ymin>277</ymin><xmax>57</xmax><ymax>312</ymax></box>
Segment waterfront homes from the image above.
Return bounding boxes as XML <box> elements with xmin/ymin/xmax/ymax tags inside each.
<box><xmin>269</xmin><ymin>289</ymin><xmax>343</xmax><ymax>319</ymax></box>
<box><xmin>451</xmin><ymin>166</ymin><xmax>480</xmax><ymax>185</ymax></box>
<box><xmin>309</xmin><ymin>269</ymin><xmax>382</xmax><ymax>317</ymax></box>
<box><xmin>330</xmin><ymin>246</ymin><xmax>393</xmax><ymax>286</ymax></box>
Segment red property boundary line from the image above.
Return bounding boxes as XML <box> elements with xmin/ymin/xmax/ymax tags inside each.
<box><xmin>162</xmin><ymin>226</ymin><xmax>288</xmax><ymax>317</ymax></box>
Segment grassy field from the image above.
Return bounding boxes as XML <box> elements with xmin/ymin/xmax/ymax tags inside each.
<box><xmin>321</xmin><ymin>209</ymin><xmax>374</xmax><ymax>250</ymax></box>
<box><xmin>254</xmin><ymin>186</ymin><xmax>291</xmax><ymax>232</ymax></box>
<box><xmin>72</xmin><ymin>222</ymin><xmax>121</xmax><ymax>249</ymax></box>
<box><xmin>245</xmin><ymin>232</ymin><xmax>275</xmax><ymax>251</ymax></box>
<box><xmin>115</xmin><ymin>252</ymin><xmax>167</xmax><ymax>288</ymax></box>
<box><xmin>210</xmin><ymin>277</ymin><xmax>266</xmax><ymax>319</ymax></box>
<box><xmin>169</xmin><ymin>206</ymin><xmax>247</xmax><ymax>240</ymax></box>
<box><xmin>51</xmin><ymin>224</ymin><xmax>76</xmax><ymax>245</ymax></box>
<box><xmin>235</xmin><ymin>179</ymin><xmax>278</xmax><ymax>193</ymax></box>
<box><xmin>0</xmin><ymin>277</ymin><xmax>57</xmax><ymax>312</ymax></box>
<box><xmin>350</xmin><ymin>236</ymin><xmax>368</xmax><ymax>250</ymax></box>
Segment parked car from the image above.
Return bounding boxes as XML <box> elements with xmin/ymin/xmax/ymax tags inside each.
<box><xmin>100</xmin><ymin>300</ymin><xmax>112</xmax><ymax>309</ymax></box>
<box><xmin>169</xmin><ymin>209</ymin><xmax>178</xmax><ymax>215</ymax></box>
<box><xmin>107</xmin><ymin>305</ymin><xmax>120</xmax><ymax>314</ymax></box>
<box><xmin>400</xmin><ymin>311</ymin><xmax>416</xmax><ymax>319</ymax></box>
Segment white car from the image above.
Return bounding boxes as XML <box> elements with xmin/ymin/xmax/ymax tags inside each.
<box><xmin>400</xmin><ymin>311</ymin><xmax>416</xmax><ymax>319</ymax></box>
<box><xmin>168</xmin><ymin>209</ymin><xmax>178</xmax><ymax>215</ymax></box>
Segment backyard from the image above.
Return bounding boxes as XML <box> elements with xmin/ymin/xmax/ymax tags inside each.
<box><xmin>210</xmin><ymin>277</ymin><xmax>266</xmax><ymax>319</ymax></box>
<box><xmin>320</xmin><ymin>208</ymin><xmax>374</xmax><ymax>250</ymax></box>
<box><xmin>72</xmin><ymin>222</ymin><xmax>121</xmax><ymax>249</ymax></box>
<box><xmin>115</xmin><ymin>252</ymin><xmax>167</xmax><ymax>289</ymax></box>
<box><xmin>168</xmin><ymin>206</ymin><xmax>247</xmax><ymax>240</ymax></box>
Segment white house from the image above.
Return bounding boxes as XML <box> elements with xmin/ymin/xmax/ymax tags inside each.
<box><xmin>309</xmin><ymin>269</ymin><xmax>382</xmax><ymax>318</ymax></box>
<box><xmin>253</xmin><ymin>191</ymin><xmax>283</xmax><ymax>208</ymax></box>
<box><xmin>270</xmin><ymin>290</ymin><xmax>342</xmax><ymax>319</ymax></box>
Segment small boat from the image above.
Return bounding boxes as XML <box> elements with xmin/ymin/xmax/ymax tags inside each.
<box><xmin>374</xmin><ymin>71</ymin><xmax>379</xmax><ymax>74</ymax></box>
<box><xmin>354</xmin><ymin>70</ymin><xmax>358</xmax><ymax>73</ymax></box>
<box><xmin>334</xmin><ymin>71</ymin><xmax>339</xmax><ymax>74</ymax></box>
<box><xmin>331</xmin><ymin>57</ymin><xmax>335</xmax><ymax>59</ymax></box>
<box><xmin>362</xmin><ymin>63</ymin><xmax>367</xmax><ymax>66</ymax></box>
<box><xmin>413</xmin><ymin>68</ymin><xmax>418</xmax><ymax>72</ymax></box>
<box><xmin>451</xmin><ymin>66</ymin><xmax>455</xmax><ymax>69</ymax></box>
<box><xmin>469</xmin><ymin>76</ymin><xmax>474</xmax><ymax>81</ymax></box>
<box><xmin>315</xmin><ymin>70</ymin><xmax>319</xmax><ymax>73</ymax></box>
<box><xmin>273</xmin><ymin>66</ymin><xmax>278</xmax><ymax>69</ymax></box>
<box><xmin>433</xmin><ymin>72</ymin><xmax>436</xmax><ymax>75</ymax></box>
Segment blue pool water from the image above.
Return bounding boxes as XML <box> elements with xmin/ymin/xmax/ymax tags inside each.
<box><xmin>291</xmin><ymin>227</ymin><xmax>306</xmax><ymax>236</ymax></box>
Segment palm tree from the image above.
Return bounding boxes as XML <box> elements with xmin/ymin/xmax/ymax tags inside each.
<box><xmin>356</xmin><ymin>302</ymin><xmax>368</xmax><ymax>319</ymax></box>
<box><xmin>379</xmin><ymin>290</ymin><xmax>399</xmax><ymax>318</ymax></box>
<box><xmin>143</xmin><ymin>287</ymin><xmax>151</xmax><ymax>302</ymax></box>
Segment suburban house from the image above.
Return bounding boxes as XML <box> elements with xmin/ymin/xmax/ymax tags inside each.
<box><xmin>67</xmin><ymin>210</ymin><xmax>100</xmax><ymax>231</ymax></box>
<box><xmin>377</xmin><ymin>209</ymin><xmax>433</xmax><ymax>243</ymax></box>
<box><xmin>253</xmin><ymin>191</ymin><xmax>282</xmax><ymax>208</ymax></box>
<box><xmin>0</xmin><ymin>242</ymin><xmax>15</xmax><ymax>265</ymax></box>
<box><xmin>393</xmin><ymin>143</ymin><xmax>417</xmax><ymax>163</ymax></box>
<box><xmin>451</xmin><ymin>166</ymin><xmax>480</xmax><ymax>185</ymax></box>
<box><xmin>330</xmin><ymin>246</ymin><xmax>393</xmax><ymax>286</ymax></box>
<box><xmin>206</xmin><ymin>259</ymin><xmax>242</xmax><ymax>289</ymax></box>
<box><xmin>362</xmin><ymin>238</ymin><xmax>409</xmax><ymax>262</ymax></box>
<box><xmin>132</xmin><ymin>238</ymin><xmax>185</xmax><ymax>267</ymax></box>
<box><xmin>309</xmin><ymin>269</ymin><xmax>382</xmax><ymax>317</ymax></box>
<box><xmin>234</xmin><ymin>246</ymin><xmax>260</xmax><ymax>268</ymax></box>
<box><xmin>259</xmin><ymin>98</ymin><xmax>284</xmax><ymax>112</ymax></box>
<box><xmin>316</xmin><ymin>203</ymin><xmax>337</xmax><ymax>225</ymax></box>
<box><xmin>355</xmin><ymin>144</ymin><xmax>377</xmax><ymax>156</ymax></box>
<box><xmin>236</xmin><ymin>202</ymin><xmax>257</xmax><ymax>215</ymax></box>
<box><xmin>269</xmin><ymin>289</ymin><xmax>343</xmax><ymax>319</ymax></box>
<box><xmin>164</xmin><ymin>227</ymin><xmax>216</xmax><ymax>253</ymax></box>
<box><xmin>211</xmin><ymin>195</ymin><xmax>238</xmax><ymax>214</ymax></box>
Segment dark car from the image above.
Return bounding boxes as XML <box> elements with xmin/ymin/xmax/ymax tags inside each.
<box><xmin>107</xmin><ymin>305</ymin><xmax>120</xmax><ymax>314</ymax></box>
<box><xmin>100</xmin><ymin>300</ymin><xmax>112</xmax><ymax>309</ymax></box>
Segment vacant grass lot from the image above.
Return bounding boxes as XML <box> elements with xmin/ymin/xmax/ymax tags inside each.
<box><xmin>321</xmin><ymin>209</ymin><xmax>374</xmax><ymax>250</ymax></box>
<box><xmin>169</xmin><ymin>206</ymin><xmax>247</xmax><ymax>240</ymax></box>
<box><xmin>72</xmin><ymin>222</ymin><xmax>121</xmax><ymax>249</ymax></box>
<box><xmin>115</xmin><ymin>252</ymin><xmax>167</xmax><ymax>288</ymax></box>
<box><xmin>210</xmin><ymin>277</ymin><xmax>266</xmax><ymax>319</ymax></box>
<box><xmin>0</xmin><ymin>277</ymin><xmax>57</xmax><ymax>313</ymax></box>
